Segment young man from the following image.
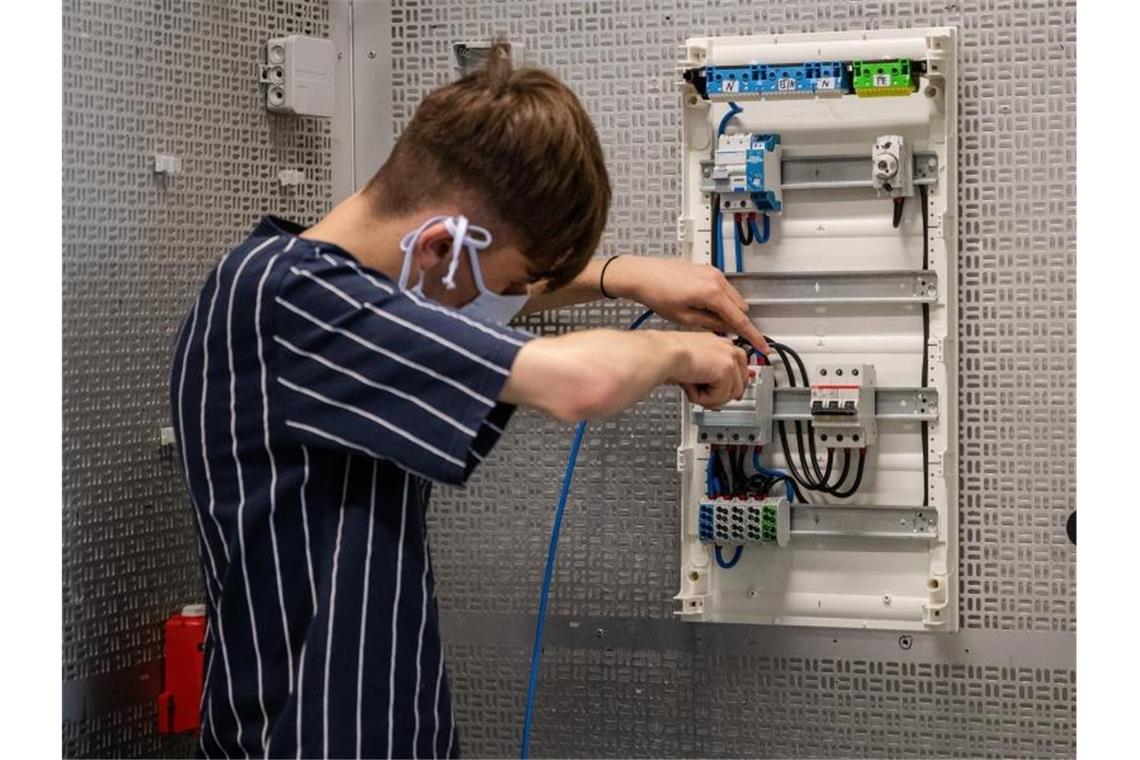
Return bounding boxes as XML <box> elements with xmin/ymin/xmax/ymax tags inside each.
<box><xmin>170</xmin><ymin>46</ymin><xmax>765</xmax><ymax>759</ymax></box>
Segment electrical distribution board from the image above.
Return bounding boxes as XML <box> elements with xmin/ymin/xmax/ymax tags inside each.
<box><xmin>675</xmin><ymin>29</ymin><xmax>958</xmax><ymax>631</ymax></box>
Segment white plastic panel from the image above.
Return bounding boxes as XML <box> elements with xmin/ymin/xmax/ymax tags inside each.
<box><xmin>675</xmin><ymin>29</ymin><xmax>958</xmax><ymax>631</ymax></box>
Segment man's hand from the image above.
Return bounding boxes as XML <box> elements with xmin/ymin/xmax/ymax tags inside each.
<box><xmin>666</xmin><ymin>332</ymin><xmax>750</xmax><ymax>409</ymax></box>
<box><xmin>604</xmin><ymin>256</ymin><xmax>769</xmax><ymax>353</ymax></box>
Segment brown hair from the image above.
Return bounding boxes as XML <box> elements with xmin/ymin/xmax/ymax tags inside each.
<box><xmin>364</xmin><ymin>42</ymin><xmax>610</xmax><ymax>290</ymax></box>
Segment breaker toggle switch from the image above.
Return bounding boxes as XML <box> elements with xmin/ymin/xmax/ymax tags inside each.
<box><xmin>810</xmin><ymin>364</ymin><xmax>878</xmax><ymax>448</ymax></box>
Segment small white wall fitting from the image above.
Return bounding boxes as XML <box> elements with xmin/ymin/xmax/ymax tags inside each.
<box><xmin>278</xmin><ymin>169</ymin><xmax>306</xmax><ymax>187</ymax></box>
<box><xmin>153</xmin><ymin>154</ymin><xmax>181</xmax><ymax>175</ymax></box>
<box><xmin>263</xmin><ymin>35</ymin><xmax>335</xmax><ymax>117</ymax></box>
<box><xmin>452</xmin><ymin>41</ymin><xmax>526</xmax><ymax>77</ymax></box>
<box><xmin>872</xmin><ymin>134</ymin><xmax>913</xmax><ymax>198</ymax></box>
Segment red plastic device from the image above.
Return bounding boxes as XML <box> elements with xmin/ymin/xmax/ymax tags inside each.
<box><xmin>156</xmin><ymin>604</ymin><xmax>207</xmax><ymax>734</ymax></box>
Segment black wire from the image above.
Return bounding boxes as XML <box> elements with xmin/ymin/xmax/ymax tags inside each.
<box><xmin>830</xmin><ymin>449</ymin><xmax>867</xmax><ymax>499</ymax></box>
<box><xmin>735</xmin><ymin>215</ymin><xmax>754</xmax><ymax>246</ymax></box>
<box><xmin>892</xmin><ymin>197</ymin><xmax>905</xmax><ymax>228</ymax></box>
<box><xmin>766</xmin><ymin>343</ymin><xmax>826</xmax><ymax>492</ymax></box>
<box><xmin>919</xmin><ymin>184</ymin><xmax>930</xmax><ymax>508</ymax></box>
<box><xmin>767</xmin><ymin>339</ymin><xmax>844</xmax><ymax>492</ymax></box>
<box><xmin>829</xmin><ymin>449</ymin><xmax>852</xmax><ymax>492</ymax></box>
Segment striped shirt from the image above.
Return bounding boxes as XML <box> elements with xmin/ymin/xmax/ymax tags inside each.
<box><xmin>169</xmin><ymin>216</ymin><xmax>530</xmax><ymax>759</ymax></box>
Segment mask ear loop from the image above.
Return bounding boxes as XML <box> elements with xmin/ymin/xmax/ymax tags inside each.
<box><xmin>461</xmin><ymin>224</ymin><xmax>494</xmax><ymax>291</ymax></box>
<box><xmin>397</xmin><ymin>214</ymin><xmax>447</xmax><ymax>289</ymax></box>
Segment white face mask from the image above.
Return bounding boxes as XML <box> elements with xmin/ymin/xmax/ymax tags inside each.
<box><xmin>397</xmin><ymin>214</ymin><xmax>529</xmax><ymax>326</ymax></box>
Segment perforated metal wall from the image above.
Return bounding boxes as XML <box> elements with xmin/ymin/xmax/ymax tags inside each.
<box><xmin>391</xmin><ymin>0</ymin><xmax>1076</xmax><ymax>757</ymax></box>
<box><xmin>62</xmin><ymin>0</ymin><xmax>1076</xmax><ymax>756</ymax></box>
<box><xmin>62</xmin><ymin>0</ymin><xmax>333</xmax><ymax>756</ymax></box>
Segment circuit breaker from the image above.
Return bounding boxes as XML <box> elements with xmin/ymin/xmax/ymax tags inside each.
<box><xmin>674</xmin><ymin>29</ymin><xmax>958</xmax><ymax>631</ymax></box>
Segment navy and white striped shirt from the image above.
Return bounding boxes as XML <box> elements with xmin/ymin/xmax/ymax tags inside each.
<box><xmin>170</xmin><ymin>216</ymin><xmax>530</xmax><ymax>759</ymax></box>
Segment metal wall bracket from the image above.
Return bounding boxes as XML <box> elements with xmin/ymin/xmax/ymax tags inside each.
<box><xmin>727</xmin><ymin>270</ymin><xmax>938</xmax><ymax>306</ymax></box>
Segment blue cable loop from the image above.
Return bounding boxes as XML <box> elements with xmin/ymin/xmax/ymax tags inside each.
<box><xmin>718</xmin><ymin>101</ymin><xmax>743</xmax><ymax>136</ymax></box>
<box><xmin>520</xmin><ymin>308</ymin><xmax>653</xmax><ymax>759</ymax></box>
<box><xmin>751</xmin><ymin>448</ymin><xmax>797</xmax><ymax>502</ymax></box>
<box><xmin>715</xmin><ymin>544</ymin><xmax>744</xmax><ymax>568</ymax></box>
<box><xmin>749</xmin><ymin>215</ymin><xmax>770</xmax><ymax>245</ymax></box>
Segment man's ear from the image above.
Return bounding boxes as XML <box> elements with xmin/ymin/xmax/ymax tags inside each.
<box><xmin>412</xmin><ymin>222</ymin><xmax>453</xmax><ymax>273</ymax></box>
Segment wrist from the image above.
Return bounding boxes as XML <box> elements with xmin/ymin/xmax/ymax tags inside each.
<box><xmin>599</xmin><ymin>254</ymin><xmax>639</xmax><ymax>301</ymax></box>
<box><xmin>653</xmin><ymin>331</ymin><xmax>691</xmax><ymax>384</ymax></box>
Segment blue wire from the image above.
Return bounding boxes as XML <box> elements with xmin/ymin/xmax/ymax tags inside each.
<box><xmin>715</xmin><ymin>544</ymin><xmax>744</xmax><ymax>569</ymax></box>
<box><xmin>749</xmin><ymin>215</ymin><xmax>770</xmax><ymax>245</ymax></box>
<box><xmin>713</xmin><ymin>204</ymin><xmax>724</xmax><ymax>271</ymax></box>
<box><xmin>718</xmin><ymin>101</ymin><xmax>743</xmax><ymax>136</ymax></box>
<box><xmin>705</xmin><ymin>448</ymin><xmax>723</xmax><ymax>496</ymax></box>
<box><xmin>520</xmin><ymin>308</ymin><xmax>653</xmax><ymax>759</ymax></box>
<box><xmin>733</xmin><ymin>217</ymin><xmax>744</xmax><ymax>272</ymax></box>
<box><xmin>751</xmin><ymin>448</ymin><xmax>797</xmax><ymax>502</ymax></box>
<box><xmin>711</xmin><ymin>102</ymin><xmax>741</xmax><ymax>273</ymax></box>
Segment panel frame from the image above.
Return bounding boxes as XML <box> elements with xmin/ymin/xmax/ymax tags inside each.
<box><xmin>674</xmin><ymin>28</ymin><xmax>959</xmax><ymax>632</ymax></box>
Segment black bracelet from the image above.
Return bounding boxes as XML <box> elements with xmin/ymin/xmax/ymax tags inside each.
<box><xmin>599</xmin><ymin>254</ymin><xmax>623</xmax><ymax>299</ymax></box>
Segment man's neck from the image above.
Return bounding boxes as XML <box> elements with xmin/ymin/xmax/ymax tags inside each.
<box><xmin>299</xmin><ymin>192</ymin><xmax>416</xmax><ymax>281</ymax></box>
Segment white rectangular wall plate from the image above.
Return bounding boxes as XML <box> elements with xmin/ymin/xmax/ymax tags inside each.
<box><xmin>674</xmin><ymin>29</ymin><xmax>958</xmax><ymax>632</ymax></box>
<box><xmin>264</xmin><ymin>35</ymin><xmax>336</xmax><ymax>117</ymax></box>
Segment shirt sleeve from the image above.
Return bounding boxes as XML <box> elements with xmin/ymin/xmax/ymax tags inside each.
<box><xmin>269</xmin><ymin>251</ymin><xmax>532</xmax><ymax>485</ymax></box>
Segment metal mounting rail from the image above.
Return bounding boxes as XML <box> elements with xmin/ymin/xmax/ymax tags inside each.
<box><xmin>699</xmin><ymin>152</ymin><xmax>939</xmax><ymax>192</ymax></box>
<box><xmin>790</xmin><ymin>505</ymin><xmax>938</xmax><ymax>540</ymax></box>
<box><xmin>727</xmin><ymin>270</ymin><xmax>938</xmax><ymax>305</ymax></box>
<box><xmin>694</xmin><ymin>386</ymin><xmax>936</xmax><ymax>444</ymax></box>
<box><xmin>781</xmin><ymin>152</ymin><xmax>939</xmax><ymax>190</ymax></box>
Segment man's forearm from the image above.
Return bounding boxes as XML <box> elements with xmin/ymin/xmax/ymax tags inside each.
<box><xmin>500</xmin><ymin>329</ymin><xmax>687</xmax><ymax>422</ymax></box>
<box><xmin>521</xmin><ymin>256</ymin><xmax>638</xmax><ymax>314</ymax></box>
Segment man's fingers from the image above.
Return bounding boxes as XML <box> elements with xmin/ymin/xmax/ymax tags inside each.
<box><xmin>711</xmin><ymin>293</ymin><xmax>769</xmax><ymax>353</ymax></box>
<box><xmin>719</xmin><ymin>275</ymin><xmax>750</xmax><ymax>313</ymax></box>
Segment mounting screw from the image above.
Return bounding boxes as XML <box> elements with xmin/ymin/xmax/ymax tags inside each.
<box><xmin>595</xmin><ymin>628</ymin><xmax>605</xmax><ymax>639</ymax></box>
<box><xmin>368</xmin><ymin>50</ymin><xmax>376</xmax><ymax>58</ymax></box>
<box><xmin>898</xmin><ymin>635</ymin><xmax>913</xmax><ymax>650</ymax></box>
<box><xmin>882</xmin><ymin>593</ymin><xmax>892</xmax><ymax>606</ymax></box>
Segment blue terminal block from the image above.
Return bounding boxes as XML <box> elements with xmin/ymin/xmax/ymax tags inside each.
<box><xmin>757</xmin><ymin>61</ymin><xmax>850</xmax><ymax>97</ymax></box>
<box><xmin>706</xmin><ymin>62</ymin><xmax>851</xmax><ymax>100</ymax></box>
<box><xmin>705</xmin><ymin>64</ymin><xmax>765</xmax><ymax>99</ymax></box>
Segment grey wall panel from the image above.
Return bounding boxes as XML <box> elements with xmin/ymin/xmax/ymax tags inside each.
<box><xmin>389</xmin><ymin>0</ymin><xmax>1077</xmax><ymax>757</ymax></box>
<box><xmin>62</xmin><ymin>0</ymin><xmax>333</xmax><ymax>755</ymax></box>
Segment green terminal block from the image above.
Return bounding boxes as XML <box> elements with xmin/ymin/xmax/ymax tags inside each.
<box><xmin>851</xmin><ymin>59</ymin><xmax>918</xmax><ymax>97</ymax></box>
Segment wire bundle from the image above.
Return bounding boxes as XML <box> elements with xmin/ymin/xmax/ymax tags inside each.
<box><xmin>761</xmin><ymin>338</ymin><xmax>868</xmax><ymax>499</ymax></box>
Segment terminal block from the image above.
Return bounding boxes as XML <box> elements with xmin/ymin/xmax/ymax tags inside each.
<box><xmin>757</xmin><ymin>61</ymin><xmax>849</xmax><ymax>98</ymax></box>
<box><xmin>692</xmin><ymin>365</ymin><xmax>775</xmax><ymax>446</ymax></box>
<box><xmin>809</xmin><ymin>364</ymin><xmax>877</xmax><ymax>449</ymax></box>
<box><xmin>872</xmin><ymin>135</ymin><xmax>914</xmax><ymax>198</ymax></box>
<box><xmin>703</xmin><ymin>133</ymin><xmax>783</xmax><ymax>214</ymax></box>
<box><xmin>699</xmin><ymin>497</ymin><xmax>790</xmax><ymax>547</ymax></box>
<box><xmin>705</xmin><ymin>64</ymin><xmax>766</xmax><ymax>99</ymax></box>
<box><xmin>852</xmin><ymin>59</ymin><xmax>918</xmax><ymax>97</ymax></box>
<box><xmin>704</xmin><ymin>62</ymin><xmax>850</xmax><ymax>100</ymax></box>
